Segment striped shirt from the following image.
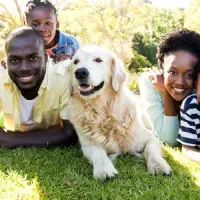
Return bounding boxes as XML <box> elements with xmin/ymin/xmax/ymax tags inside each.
<box><xmin>177</xmin><ymin>94</ymin><xmax>200</xmax><ymax>149</ymax></box>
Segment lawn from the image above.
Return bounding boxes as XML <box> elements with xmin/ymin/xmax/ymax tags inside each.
<box><xmin>0</xmin><ymin>145</ymin><xmax>199</xmax><ymax>200</ymax></box>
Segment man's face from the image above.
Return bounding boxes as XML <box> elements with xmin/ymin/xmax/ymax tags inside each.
<box><xmin>6</xmin><ymin>34</ymin><xmax>47</xmax><ymax>91</ymax></box>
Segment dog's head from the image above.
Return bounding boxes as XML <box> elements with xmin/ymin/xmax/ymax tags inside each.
<box><xmin>70</xmin><ymin>46</ymin><xmax>127</xmax><ymax>99</ymax></box>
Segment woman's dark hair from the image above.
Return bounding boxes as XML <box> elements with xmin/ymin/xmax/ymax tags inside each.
<box><xmin>192</xmin><ymin>61</ymin><xmax>200</xmax><ymax>86</ymax></box>
<box><xmin>23</xmin><ymin>0</ymin><xmax>57</xmax><ymax>24</ymax></box>
<box><xmin>157</xmin><ymin>29</ymin><xmax>200</xmax><ymax>69</ymax></box>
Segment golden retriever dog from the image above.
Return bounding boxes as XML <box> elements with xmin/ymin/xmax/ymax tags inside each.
<box><xmin>67</xmin><ymin>46</ymin><xmax>171</xmax><ymax>180</ymax></box>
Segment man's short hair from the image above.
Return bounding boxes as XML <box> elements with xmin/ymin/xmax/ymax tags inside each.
<box><xmin>5</xmin><ymin>26</ymin><xmax>46</xmax><ymax>54</ymax></box>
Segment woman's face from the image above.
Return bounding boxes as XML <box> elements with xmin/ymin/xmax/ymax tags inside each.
<box><xmin>163</xmin><ymin>50</ymin><xmax>198</xmax><ymax>102</ymax></box>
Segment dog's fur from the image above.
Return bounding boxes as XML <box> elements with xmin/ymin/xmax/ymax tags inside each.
<box><xmin>67</xmin><ymin>46</ymin><xmax>171</xmax><ymax>180</ymax></box>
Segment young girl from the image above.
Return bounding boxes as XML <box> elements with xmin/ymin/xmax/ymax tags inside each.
<box><xmin>139</xmin><ymin>29</ymin><xmax>200</xmax><ymax>146</ymax></box>
<box><xmin>23</xmin><ymin>0</ymin><xmax>80</xmax><ymax>63</ymax></box>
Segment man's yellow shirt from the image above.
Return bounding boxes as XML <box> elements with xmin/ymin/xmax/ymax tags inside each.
<box><xmin>0</xmin><ymin>60</ymin><xmax>71</xmax><ymax>132</ymax></box>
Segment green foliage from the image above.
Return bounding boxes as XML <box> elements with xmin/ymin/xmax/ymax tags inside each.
<box><xmin>0</xmin><ymin>39</ymin><xmax>5</xmax><ymax>61</ymax></box>
<box><xmin>0</xmin><ymin>116</ymin><xmax>4</xmax><ymax>128</ymax></box>
<box><xmin>128</xmin><ymin>74</ymin><xmax>140</xmax><ymax>94</ymax></box>
<box><xmin>132</xmin><ymin>32</ymin><xmax>157</xmax><ymax>65</ymax></box>
<box><xmin>152</xmin><ymin>8</ymin><xmax>184</xmax><ymax>39</ymax></box>
<box><xmin>0</xmin><ymin>49</ymin><xmax>5</xmax><ymax>61</ymax></box>
<box><xmin>0</xmin><ymin>0</ymin><xmax>23</xmax><ymax>39</ymax></box>
<box><xmin>0</xmin><ymin>24</ymin><xmax>18</xmax><ymax>40</ymax></box>
<box><xmin>129</xmin><ymin>7</ymin><xmax>184</xmax><ymax>70</ymax></box>
<box><xmin>0</xmin><ymin>0</ymin><xmax>186</xmax><ymax>66</ymax></box>
<box><xmin>184</xmin><ymin>0</ymin><xmax>200</xmax><ymax>32</ymax></box>
<box><xmin>58</xmin><ymin>0</ymin><xmax>156</xmax><ymax>63</ymax></box>
<box><xmin>128</xmin><ymin>50</ymin><xmax>152</xmax><ymax>73</ymax></box>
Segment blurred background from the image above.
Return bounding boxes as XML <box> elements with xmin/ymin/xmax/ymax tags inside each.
<box><xmin>0</xmin><ymin>0</ymin><xmax>199</xmax><ymax>92</ymax></box>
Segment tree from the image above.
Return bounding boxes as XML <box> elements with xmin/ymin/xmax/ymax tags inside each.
<box><xmin>0</xmin><ymin>0</ymin><xmax>24</xmax><ymax>39</ymax></box>
<box><xmin>131</xmin><ymin>7</ymin><xmax>184</xmax><ymax>67</ymax></box>
<box><xmin>58</xmin><ymin>0</ymin><xmax>147</xmax><ymax>62</ymax></box>
<box><xmin>128</xmin><ymin>50</ymin><xmax>152</xmax><ymax>73</ymax></box>
<box><xmin>184</xmin><ymin>0</ymin><xmax>200</xmax><ymax>32</ymax></box>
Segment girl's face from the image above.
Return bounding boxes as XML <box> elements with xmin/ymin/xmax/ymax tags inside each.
<box><xmin>27</xmin><ymin>6</ymin><xmax>59</xmax><ymax>49</ymax></box>
<box><xmin>163</xmin><ymin>50</ymin><xmax>198</xmax><ymax>102</ymax></box>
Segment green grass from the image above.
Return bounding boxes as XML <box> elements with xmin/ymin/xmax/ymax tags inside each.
<box><xmin>0</xmin><ymin>146</ymin><xmax>199</xmax><ymax>200</ymax></box>
<box><xmin>0</xmin><ymin>114</ymin><xmax>4</xmax><ymax>128</ymax></box>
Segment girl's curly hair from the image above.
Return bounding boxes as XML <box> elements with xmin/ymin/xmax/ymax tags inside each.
<box><xmin>23</xmin><ymin>0</ymin><xmax>57</xmax><ymax>25</ymax></box>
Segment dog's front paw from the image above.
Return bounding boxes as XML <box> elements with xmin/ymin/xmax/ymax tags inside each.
<box><xmin>147</xmin><ymin>158</ymin><xmax>172</xmax><ymax>175</ymax></box>
<box><xmin>93</xmin><ymin>161</ymin><xmax>118</xmax><ymax>180</ymax></box>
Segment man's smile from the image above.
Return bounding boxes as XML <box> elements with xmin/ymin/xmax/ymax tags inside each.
<box><xmin>17</xmin><ymin>74</ymin><xmax>36</xmax><ymax>83</ymax></box>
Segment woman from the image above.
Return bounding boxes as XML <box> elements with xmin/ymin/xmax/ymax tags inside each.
<box><xmin>139</xmin><ymin>29</ymin><xmax>200</xmax><ymax>146</ymax></box>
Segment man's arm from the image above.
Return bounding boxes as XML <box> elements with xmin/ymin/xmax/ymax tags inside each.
<box><xmin>182</xmin><ymin>145</ymin><xmax>200</xmax><ymax>163</ymax></box>
<box><xmin>0</xmin><ymin>120</ymin><xmax>78</xmax><ymax>148</ymax></box>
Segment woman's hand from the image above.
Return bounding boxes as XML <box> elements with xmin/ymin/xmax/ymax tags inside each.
<box><xmin>148</xmin><ymin>70</ymin><xmax>166</xmax><ymax>94</ymax></box>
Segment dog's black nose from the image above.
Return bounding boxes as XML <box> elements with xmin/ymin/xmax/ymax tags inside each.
<box><xmin>75</xmin><ymin>68</ymin><xmax>89</xmax><ymax>80</ymax></box>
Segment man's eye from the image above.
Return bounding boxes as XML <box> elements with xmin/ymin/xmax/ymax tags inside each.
<box><xmin>10</xmin><ymin>59</ymin><xmax>19</xmax><ymax>64</ymax></box>
<box><xmin>74</xmin><ymin>59</ymin><xmax>79</xmax><ymax>64</ymax></box>
<box><xmin>30</xmin><ymin>57</ymin><xmax>38</xmax><ymax>61</ymax></box>
<box><xmin>94</xmin><ymin>58</ymin><xmax>102</xmax><ymax>63</ymax></box>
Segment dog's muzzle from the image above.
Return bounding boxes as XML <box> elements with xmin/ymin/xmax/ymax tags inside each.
<box><xmin>75</xmin><ymin>68</ymin><xmax>89</xmax><ymax>81</ymax></box>
<box><xmin>74</xmin><ymin>67</ymin><xmax>104</xmax><ymax>96</ymax></box>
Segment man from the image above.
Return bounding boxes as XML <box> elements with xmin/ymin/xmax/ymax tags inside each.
<box><xmin>0</xmin><ymin>26</ymin><xmax>78</xmax><ymax>147</ymax></box>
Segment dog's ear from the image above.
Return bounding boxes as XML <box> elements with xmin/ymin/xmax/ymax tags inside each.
<box><xmin>111</xmin><ymin>55</ymin><xmax>127</xmax><ymax>91</ymax></box>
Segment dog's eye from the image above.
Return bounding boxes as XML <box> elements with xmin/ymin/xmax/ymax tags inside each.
<box><xmin>74</xmin><ymin>59</ymin><xmax>79</xmax><ymax>65</ymax></box>
<box><xmin>94</xmin><ymin>58</ymin><xmax>102</xmax><ymax>63</ymax></box>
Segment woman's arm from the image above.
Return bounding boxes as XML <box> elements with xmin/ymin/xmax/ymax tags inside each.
<box><xmin>0</xmin><ymin>120</ymin><xmax>78</xmax><ymax>148</ymax></box>
<box><xmin>149</xmin><ymin>71</ymin><xmax>177</xmax><ymax>116</ymax></box>
<box><xmin>139</xmin><ymin>73</ymin><xmax>179</xmax><ymax>146</ymax></box>
<box><xmin>162</xmin><ymin>90</ymin><xmax>177</xmax><ymax>116</ymax></box>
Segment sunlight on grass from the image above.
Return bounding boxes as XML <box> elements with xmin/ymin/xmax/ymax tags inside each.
<box><xmin>164</xmin><ymin>146</ymin><xmax>200</xmax><ymax>187</ymax></box>
<box><xmin>0</xmin><ymin>170</ymin><xmax>42</xmax><ymax>200</ymax></box>
<box><xmin>0</xmin><ymin>147</ymin><xmax>199</xmax><ymax>199</ymax></box>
